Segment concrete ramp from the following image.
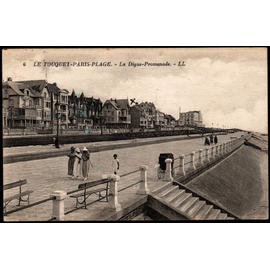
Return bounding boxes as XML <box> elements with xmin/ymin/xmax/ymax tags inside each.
<box><xmin>245</xmin><ymin>134</ymin><xmax>268</xmax><ymax>151</ymax></box>
<box><xmin>186</xmin><ymin>145</ymin><xmax>268</xmax><ymax>219</ymax></box>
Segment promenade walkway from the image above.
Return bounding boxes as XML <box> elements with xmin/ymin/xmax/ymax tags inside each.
<box><xmin>3</xmin><ymin>132</ymin><xmax>244</xmax><ymax>221</ymax></box>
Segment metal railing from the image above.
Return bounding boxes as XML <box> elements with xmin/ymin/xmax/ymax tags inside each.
<box><xmin>4</xmin><ymin>166</ymin><xmax>147</xmax><ymax>221</ymax></box>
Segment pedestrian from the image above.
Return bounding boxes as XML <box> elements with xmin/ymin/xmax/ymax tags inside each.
<box><xmin>204</xmin><ymin>137</ymin><xmax>210</xmax><ymax>146</ymax></box>
<box><xmin>74</xmin><ymin>147</ymin><xmax>82</xmax><ymax>178</ymax></box>
<box><xmin>112</xmin><ymin>154</ymin><xmax>120</xmax><ymax>175</ymax></box>
<box><xmin>214</xmin><ymin>135</ymin><xmax>218</xmax><ymax>144</ymax></box>
<box><xmin>81</xmin><ymin>147</ymin><xmax>92</xmax><ymax>181</ymax></box>
<box><xmin>67</xmin><ymin>146</ymin><xmax>76</xmax><ymax>178</ymax></box>
<box><xmin>210</xmin><ymin>134</ymin><xmax>214</xmax><ymax>144</ymax></box>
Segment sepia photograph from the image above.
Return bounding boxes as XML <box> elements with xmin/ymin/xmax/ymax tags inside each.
<box><xmin>2</xmin><ymin>47</ymin><xmax>268</xmax><ymax>222</ymax></box>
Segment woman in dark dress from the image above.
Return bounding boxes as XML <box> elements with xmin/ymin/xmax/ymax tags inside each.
<box><xmin>67</xmin><ymin>146</ymin><xmax>76</xmax><ymax>178</ymax></box>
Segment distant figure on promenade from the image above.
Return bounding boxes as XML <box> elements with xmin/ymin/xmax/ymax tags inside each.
<box><xmin>74</xmin><ymin>148</ymin><xmax>82</xmax><ymax>178</ymax></box>
<box><xmin>210</xmin><ymin>134</ymin><xmax>214</xmax><ymax>144</ymax></box>
<box><xmin>204</xmin><ymin>137</ymin><xmax>210</xmax><ymax>146</ymax></box>
<box><xmin>112</xmin><ymin>154</ymin><xmax>120</xmax><ymax>175</ymax></box>
<box><xmin>214</xmin><ymin>135</ymin><xmax>218</xmax><ymax>144</ymax></box>
<box><xmin>67</xmin><ymin>146</ymin><xmax>76</xmax><ymax>178</ymax></box>
<box><xmin>81</xmin><ymin>147</ymin><xmax>92</xmax><ymax>181</ymax></box>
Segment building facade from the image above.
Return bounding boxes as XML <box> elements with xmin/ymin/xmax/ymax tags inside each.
<box><xmin>178</xmin><ymin>110</ymin><xmax>203</xmax><ymax>127</ymax></box>
<box><xmin>2</xmin><ymin>79</ymin><xmax>69</xmax><ymax>129</ymax></box>
<box><xmin>130</xmin><ymin>105</ymin><xmax>147</xmax><ymax>129</ymax></box>
<box><xmin>68</xmin><ymin>91</ymin><xmax>103</xmax><ymax>128</ymax></box>
<box><xmin>101</xmin><ymin>98</ymin><xmax>131</xmax><ymax>128</ymax></box>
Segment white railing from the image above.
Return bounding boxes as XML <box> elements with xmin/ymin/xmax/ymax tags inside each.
<box><xmin>163</xmin><ymin>135</ymin><xmax>248</xmax><ymax>181</ymax></box>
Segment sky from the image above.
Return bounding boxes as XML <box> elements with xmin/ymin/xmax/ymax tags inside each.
<box><xmin>2</xmin><ymin>48</ymin><xmax>268</xmax><ymax>133</ymax></box>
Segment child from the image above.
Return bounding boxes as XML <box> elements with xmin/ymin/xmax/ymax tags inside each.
<box><xmin>67</xmin><ymin>146</ymin><xmax>76</xmax><ymax>178</ymax></box>
<box><xmin>112</xmin><ymin>154</ymin><xmax>120</xmax><ymax>175</ymax></box>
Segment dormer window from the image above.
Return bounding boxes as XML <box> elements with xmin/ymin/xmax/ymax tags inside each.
<box><xmin>26</xmin><ymin>90</ymin><xmax>30</xmax><ymax>96</ymax></box>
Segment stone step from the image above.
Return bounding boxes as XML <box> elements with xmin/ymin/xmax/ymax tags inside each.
<box><xmin>174</xmin><ymin>193</ymin><xmax>192</xmax><ymax>208</ymax></box>
<box><xmin>178</xmin><ymin>197</ymin><xmax>199</xmax><ymax>213</ymax></box>
<box><xmin>216</xmin><ymin>213</ymin><xmax>228</xmax><ymax>220</ymax></box>
<box><xmin>160</xmin><ymin>186</ymin><xmax>179</xmax><ymax>198</ymax></box>
<box><xmin>193</xmin><ymin>204</ymin><xmax>213</xmax><ymax>220</ymax></box>
<box><xmin>226</xmin><ymin>217</ymin><xmax>235</xmax><ymax>220</ymax></box>
<box><xmin>151</xmin><ymin>182</ymin><xmax>172</xmax><ymax>195</ymax></box>
<box><xmin>187</xmin><ymin>200</ymin><xmax>206</xmax><ymax>218</ymax></box>
<box><xmin>206</xmin><ymin>209</ymin><xmax>221</xmax><ymax>220</ymax></box>
<box><xmin>166</xmin><ymin>189</ymin><xmax>186</xmax><ymax>203</ymax></box>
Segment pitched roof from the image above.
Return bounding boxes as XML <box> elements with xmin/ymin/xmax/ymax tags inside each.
<box><xmin>46</xmin><ymin>83</ymin><xmax>60</xmax><ymax>94</ymax></box>
<box><xmin>103</xmin><ymin>99</ymin><xmax>119</xmax><ymax>110</ymax></box>
<box><xmin>115</xmin><ymin>99</ymin><xmax>129</xmax><ymax>109</ymax></box>
<box><xmin>16</xmin><ymin>80</ymin><xmax>47</xmax><ymax>92</ymax></box>
<box><xmin>3</xmin><ymin>81</ymin><xmax>24</xmax><ymax>96</ymax></box>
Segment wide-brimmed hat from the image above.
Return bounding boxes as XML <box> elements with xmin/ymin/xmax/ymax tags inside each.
<box><xmin>82</xmin><ymin>146</ymin><xmax>88</xmax><ymax>152</ymax></box>
<box><xmin>71</xmin><ymin>146</ymin><xmax>75</xmax><ymax>151</ymax></box>
<box><xmin>75</xmin><ymin>147</ymin><xmax>80</xmax><ymax>153</ymax></box>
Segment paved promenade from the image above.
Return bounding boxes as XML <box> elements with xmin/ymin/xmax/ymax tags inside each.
<box><xmin>3</xmin><ymin>133</ymin><xmax>207</xmax><ymax>160</ymax></box>
<box><xmin>3</xmin><ymin>132</ymin><xmax>244</xmax><ymax>221</ymax></box>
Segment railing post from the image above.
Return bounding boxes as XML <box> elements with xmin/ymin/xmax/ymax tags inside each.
<box><xmin>179</xmin><ymin>154</ymin><xmax>185</xmax><ymax>176</ymax></box>
<box><xmin>108</xmin><ymin>174</ymin><xmax>121</xmax><ymax>211</ymax></box>
<box><xmin>190</xmin><ymin>152</ymin><xmax>196</xmax><ymax>170</ymax></box>
<box><xmin>164</xmin><ymin>158</ymin><xmax>173</xmax><ymax>181</ymax></box>
<box><xmin>223</xmin><ymin>143</ymin><xmax>226</xmax><ymax>154</ymax></box>
<box><xmin>198</xmin><ymin>149</ymin><xmax>203</xmax><ymax>166</ymax></box>
<box><xmin>215</xmin><ymin>145</ymin><xmax>219</xmax><ymax>156</ymax></box>
<box><xmin>205</xmin><ymin>148</ymin><xmax>210</xmax><ymax>162</ymax></box>
<box><xmin>50</xmin><ymin>190</ymin><xmax>67</xmax><ymax>221</ymax></box>
<box><xmin>219</xmin><ymin>144</ymin><xmax>223</xmax><ymax>155</ymax></box>
<box><xmin>137</xmin><ymin>165</ymin><xmax>149</xmax><ymax>195</ymax></box>
<box><xmin>211</xmin><ymin>146</ymin><xmax>215</xmax><ymax>159</ymax></box>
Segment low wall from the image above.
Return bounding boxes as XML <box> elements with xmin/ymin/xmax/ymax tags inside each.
<box><xmin>3</xmin><ymin>129</ymin><xmax>230</xmax><ymax>147</ymax></box>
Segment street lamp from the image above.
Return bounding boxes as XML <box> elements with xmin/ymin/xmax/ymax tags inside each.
<box><xmin>55</xmin><ymin>98</ymin><xmax>60</xmax><ymax>148</ymax></box>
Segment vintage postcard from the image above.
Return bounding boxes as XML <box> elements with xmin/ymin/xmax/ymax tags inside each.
<box><xmin>2</xmin><ymin>47</ymin><xmax>268</xmax><ymax>222</ymax></box>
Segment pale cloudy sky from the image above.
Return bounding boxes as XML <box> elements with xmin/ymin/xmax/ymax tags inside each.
<box><xmin>2</xmin><ymin>48</ymin><xmax>268</xmax><ymax>133</ymax></box>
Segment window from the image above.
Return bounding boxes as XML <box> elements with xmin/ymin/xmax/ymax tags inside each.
<box><xmin>44</xmin><ymin>92</ymin><xmax>47</xmax><ymax>98</ymax></box>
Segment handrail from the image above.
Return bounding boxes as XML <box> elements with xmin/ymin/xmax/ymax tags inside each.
<box><xmin>4</xmin><ymin>196</ymin><xmax>53</xmax><ymax>215</ymax></box>
<box><xmin>118</xmin><ymin>180</ymin><xmax>142</xmax><ymax>192</ymax></box>
<box><xmin>119</xmin><ymin>169</ymin><xmax>140</xmax><ymax>178</ymax></box>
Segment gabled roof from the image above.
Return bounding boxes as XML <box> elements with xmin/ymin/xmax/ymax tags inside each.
<box><xmin>46</xmin><ymin>83</ymin><xmax>60</xmax><ymax>94</ymax></box>
<box><xmin>103</xmin><ymin>99</ymin><xmax>119</xmax><ymax>110</ymax></box>
<box><xmin>116</xmin><ymin>99</ymin><xmax>129</xmax><ymax>109</ymax></box>
<box><xmin>16</xmin><ymin>80</ymin><xmax>47</xmax><ymax>92</ymax></box>
<box><xmin>2</xmin><ymin>81</ymin><xmax>24</xmax><ymax>96</ymax></box>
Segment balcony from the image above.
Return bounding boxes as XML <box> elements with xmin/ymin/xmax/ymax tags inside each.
<box><xmin>119</xmin><ymin>115</ymin><xmax>131</xmax><ymax>123</ymax></box>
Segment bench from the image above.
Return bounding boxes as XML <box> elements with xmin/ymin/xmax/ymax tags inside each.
<box><xmin>4</xmin><ymin>179</ymin><xmax>33</xmax><ymax>213</ymax></box>
<box><xmin>70</xmin><ymin>178</ymin><xmax>111</xmax><ymax>209</ymax></box>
